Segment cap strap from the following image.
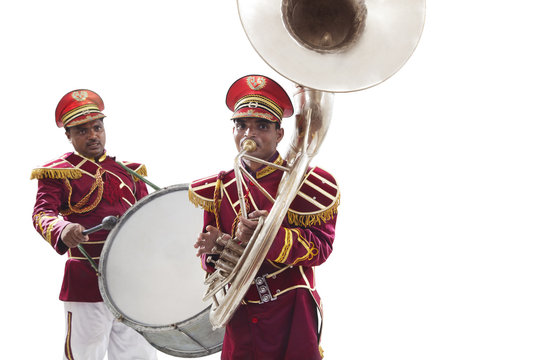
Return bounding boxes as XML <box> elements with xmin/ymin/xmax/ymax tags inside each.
<box><xmin>61</xmin><ymin>104</ymin><xmax>100</xmax><ymax>126</ymax></box>
<box><xmin>235</xmin><ymin>95</ymin><xmax>284</xmax><ymax>120</ymax></box>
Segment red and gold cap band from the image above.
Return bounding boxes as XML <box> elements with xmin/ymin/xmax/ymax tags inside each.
<box><xmin>60</xmin><ymin>104</ymin><xmax>104</xmax><ymax>128</ymax></box>
<box><xmin>233</xmin><ymin>94</ymin><xmax>284</xmax><ymax>121</ymax></box>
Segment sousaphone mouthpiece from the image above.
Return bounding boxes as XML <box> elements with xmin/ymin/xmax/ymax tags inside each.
<box><xmin>242</xmin><ymin>139</ymin><xmax>257</xmax><ymax>152</ymax></box>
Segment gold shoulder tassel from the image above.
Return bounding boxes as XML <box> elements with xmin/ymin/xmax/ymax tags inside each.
<box><xmin>130</xmin><ymin>164</ymin><xmax>148</xmax><ymax>181</ymax></box>
<box><xmin>287</xmin><ymin>195</ymin><xmax>340</xmax><ymax>227</ymax></box>
<box><xmin>188</xmin><ymin>189</ymin><xmax>216</xmax><ymax>213</ymax></box>
<box><xmin>134</xmin><ymin>164</ymin><xmax>147</xmax><ymax>177</ymax></box>
<box><xmin>30</xmin><ymin>168</ymin><xmax>82</xmax><ymax>180</ymax></box>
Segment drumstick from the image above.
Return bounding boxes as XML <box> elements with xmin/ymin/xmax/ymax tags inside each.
<box><xmin>82</xmin><ymin>216</ymin><xmax>118</xmax><ymax>235</ymax></box>
<box><xmin>78</xmin><ymin>216</ymin><xmax>118</xmax><ymax>275</ymax></box>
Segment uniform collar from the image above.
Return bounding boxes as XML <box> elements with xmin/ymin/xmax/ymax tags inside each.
<box><xmin>243</xmin><ymin>152</ymin><xmax>284</xmax><ymax>179</ymax></box>
<box><xmin>75</xmin><ymin>150</ymin><xmax>108</xmax><ymax>163</ymax></box>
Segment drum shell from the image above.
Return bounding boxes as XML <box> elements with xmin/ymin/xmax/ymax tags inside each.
<box><xmin>99</xmin><ymin>184</ymin><xmax>224</xmax><ymax>357</ymax></box>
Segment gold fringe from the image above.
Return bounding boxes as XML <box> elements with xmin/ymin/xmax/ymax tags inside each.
<box><xmin>123</xmin><ymin>163</ymin><xmax>148</xmax><ymax>182</ymax></box>
<box><xmin>30</xmin><ymin>168</ymin><xmax>82</xmax><ymax>180</ymax></box>
<box><xmin>287</xmin><ymin>195</ymin><xmax>340</xmax><ymax>227</ymax></box>
<box><xmin>135</xmin><ymin>164</ymin><xmax>147</xmax><ymax>177</ymax></box>
<box><xmin>188</xmin><ymin>189</ymin><xmax>215</xmax><ymax>213</ymax></box>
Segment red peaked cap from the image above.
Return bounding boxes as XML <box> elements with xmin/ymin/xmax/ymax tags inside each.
<box><xmin>55</xmin><ymin>89</ymin><xmax>105</xmax><ymax>128</ymax></box>
<box><xmin>226</xmin><ymin>75</ymin><xmax>293</xmax><ymax>124</ymax></box>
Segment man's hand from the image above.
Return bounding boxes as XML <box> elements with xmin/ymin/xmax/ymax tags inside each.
<box><xmin>60</xmin><ymin>223</ymin><xmax>89</xmax><ymax>248</ymax></box>
<box><xmin>194</xmin><ymin>225</ymin><xmax>229</xmax><ymax>257</ymax></box>
<box><xmin>236</xmin><ymin>210</ymin><xmax>268</xmax><ymax>244</ymax></box>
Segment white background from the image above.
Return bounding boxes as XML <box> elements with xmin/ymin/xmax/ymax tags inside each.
<box><xmin>1</xmin><ymin>1</ymin><xmax>539</xmax><ymax>359</ymax></box>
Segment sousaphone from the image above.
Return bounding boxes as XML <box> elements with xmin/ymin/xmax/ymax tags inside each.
<box><xmin>203</xmin><ymin>0</ymin><xmax>426</xmax><ymax>329</ymax></box>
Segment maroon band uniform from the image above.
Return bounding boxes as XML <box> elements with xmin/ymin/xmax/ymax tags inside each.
<box><xmin>189</xmin><ymin>75</ymin><xmax>340</xmax><ymax>360</ymax></box>
<box><xmin>32</xmin><ymin>151</ymin><xmax>148</xmax><ymax>301</ymax></box>
<box><xmin>31</xmin><ymin>89</ymin><xmax>149</xmax><ymax>302</ymax></box>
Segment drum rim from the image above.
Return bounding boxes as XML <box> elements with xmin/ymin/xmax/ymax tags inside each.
<box><xmin>141</xmin><ymin>305</ymin><xmax>225</xmax><ymax>357</ymax></box>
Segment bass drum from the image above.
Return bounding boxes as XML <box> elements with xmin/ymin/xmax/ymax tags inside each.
<box><xmin>98</xmin><ymin>184</ymin><xmax>224</xmax><ymax>358</ymax></box>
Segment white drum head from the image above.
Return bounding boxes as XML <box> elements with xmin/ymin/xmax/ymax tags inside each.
<box><xmin>100</xmin><ymin>184</ymin><xmax>208</xmax><ymax>327</ymax></box>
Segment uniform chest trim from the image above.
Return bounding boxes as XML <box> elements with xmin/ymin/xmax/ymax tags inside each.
<box><xmin>190</xmin><ymin>168</ymin><xmax>339</xmax><ymax>228</ymax></box>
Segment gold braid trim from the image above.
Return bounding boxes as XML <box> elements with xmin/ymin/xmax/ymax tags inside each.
<box><xmin>34</xmin><ymin>212</ymin><xmax>58</xmax><ymax>240</ymax></box>
<box><xmin>231</xmin><ymin>216</ymin><xmax>240</xmax><ymax>238</ymax></box>
<box><xmin>30</xmin><ymin>168</ymin><xmax>82</xmax><ymax>180</ymax></box>
<box><xmin>213</xmin><ymin>178</ymin><xmax>222</xmax><ymax>231</ymax></box>
<box><xmin>274</xmin><ymin>228</ymin><xmax>294</xmax><ymax>263</ymax></box>
<box><xmin>287</xmin><ymin>194</ymin><xmax>340</xmax><ymax>227</ymax></box>
<box><xmin>33</xmin><ymin>212</ymin><xmax>47</xmax><ymax>233</ymax></box>
<box><xmin>45</xmin><ymin>218</ymin><xmax>60</xmax><ymax>245</ymax></box>
<box><xmin>256</xmin><ymin>155</ymin><xmax>283</xmax><ymax>179</ymax></box>
<box><xmin>61</xmin><ymin>168</ymin><xmax>104</xmax><ymax>216</ymax></box>
<box><xmin>232</xmin><ymin>192</ymin><xmax>250</xmax><ymax>238</ymax></box>
<box><xmin>291</xmin><ymin>240</ymin><xmax>319</xmax><ymax>266</ymax></box>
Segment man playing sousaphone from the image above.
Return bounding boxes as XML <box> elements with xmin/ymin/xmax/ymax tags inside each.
<box><xmin>190</xmin><ymin>74</ymin><xmax>340</xmax><ymax>359</ymax></box>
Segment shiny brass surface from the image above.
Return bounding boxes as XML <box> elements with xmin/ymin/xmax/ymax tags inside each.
<box><xmin>237</xmin><ymin>0</ymin><xmax>426</xmax><ymax>92</ymax></box>
<box><xmin>242</xmin><ymin>139</ymin><xmax>257</xmax><ymax>152</ymax></box>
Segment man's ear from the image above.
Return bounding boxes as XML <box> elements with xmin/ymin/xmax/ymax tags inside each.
<box><xmin>65</xmin><ymin>129</ymin><xmax>71</xmax><ymax>142</ymax></box>
<box><xmin>276</xmin><ymin>127</ymin><xmax>285</xmax><ymax>144</ymax></box>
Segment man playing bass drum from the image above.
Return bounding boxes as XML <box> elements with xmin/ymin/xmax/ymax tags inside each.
<box><xmin>31</xmin><ymin>89</ymin><xmax>157</xmax><ymax>360</ymax></box>
<box><xmin>190</xmin><ymin>75</ymin><xmax>340</xmax><ymax>360</ymax></box>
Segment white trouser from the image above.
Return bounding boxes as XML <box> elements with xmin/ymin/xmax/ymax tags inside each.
<box><xmin>63</xmin><ymin>302</ymin><xmax>157</xmax><ymax>360</ymax></box>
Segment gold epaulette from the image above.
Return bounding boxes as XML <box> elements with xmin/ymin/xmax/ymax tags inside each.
<box><xmin>188</xmin><ymin>174</ymin><xmax>220</xmax><ymax>213</ymax></box>
<box><xmin>120</xmin><ymin>161</ymin><xmax>148</xmax><ymax>181</ymax></box>
<box><xmin>287</xmin><ymin>167</ymin><xmax>340</xmax><ymax>227</ymax></box>
<box><xmin>30</xmin><ymin>167</ymin><xmax>82</xmax><ymax>180</ymax></box>
<box><xmin>30</xmin><ymin>153</ymin><xmax>82</xmax><ymax>180</ymax></box>
<box><xmin>137</xmin><ymin>165</ymin><xmax>148</xmax><ymax>177</ymax></box>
